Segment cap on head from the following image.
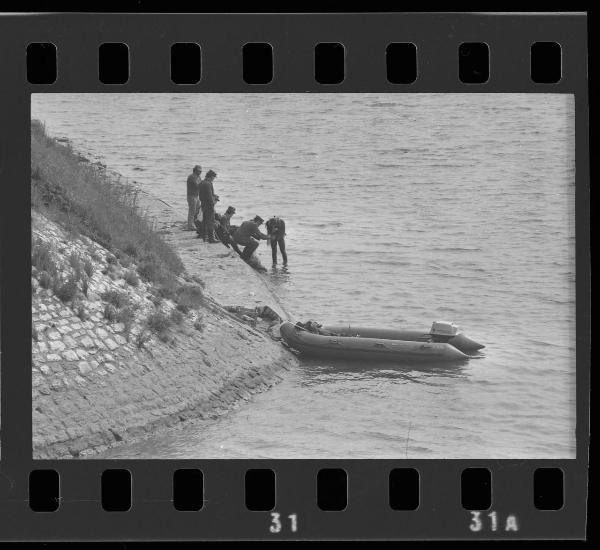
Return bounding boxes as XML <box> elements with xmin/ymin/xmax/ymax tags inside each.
<box><xmin>226</xmin><ymin>206</ymin><xmax>236</xmax><ymax>214</ymax></box>
<box><xmin>193</xmin><ymin>165</ymin><xmax>202</xmax><ymax>173</ymax></box>
<box><xmin>206</xmin><ymin>169</ymin><xmax>217</xmax><ymax>179</ymax></box>
<box><xmin>254</xmin><ymin>215</ymin><xmax>264</xmax><ymax>224</ymax></box>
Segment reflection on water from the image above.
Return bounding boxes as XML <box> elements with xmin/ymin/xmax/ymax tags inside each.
<box><xmin>32</xmin><ymin>93</ymin><xmax>576</xmax><ymax>459</ymax></box>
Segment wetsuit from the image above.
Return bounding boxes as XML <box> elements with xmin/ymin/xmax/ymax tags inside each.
<box><xmin>266</xmin><ymin>217</ymin><xmax>287</xmax><ymax>265</ymax></box>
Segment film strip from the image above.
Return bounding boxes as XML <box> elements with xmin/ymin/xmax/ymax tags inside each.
<box><xmin>0</xmin><ymin>12</ymin><xmax>590</xmax><ymax>541</ymax></box>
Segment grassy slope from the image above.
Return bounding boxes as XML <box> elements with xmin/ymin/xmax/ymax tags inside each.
<box><xmin>31</xmin><ymin>119</ymin><xmax>184</xmax><ymax>285</ymax></box>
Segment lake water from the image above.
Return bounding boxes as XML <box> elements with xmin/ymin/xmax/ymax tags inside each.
<box><xmin>31</xmin><ymin>93</ymin><xmax>576</xmax><ymax>458</ymax></box>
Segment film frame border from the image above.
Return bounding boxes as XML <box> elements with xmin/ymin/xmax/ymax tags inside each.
<box><xmin>0</xmin><ymin>12</ymin><xmax>589</xmax><ymax>541</ymax></box>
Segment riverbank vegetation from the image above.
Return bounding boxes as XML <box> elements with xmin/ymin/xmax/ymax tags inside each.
<box><xmin>31</xmin><ymin>120</ymin><xmax>211</xmax><ymax>348</ymax></box>
<box><xmin>31</xmin><ymin>119</ymin><xmax>183</xmax><ymax>286</ymax></box>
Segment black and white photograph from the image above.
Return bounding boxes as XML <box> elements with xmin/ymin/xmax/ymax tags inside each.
<box><xmin>30</xmin><ymin>92</ymin><xmax>575</xmax><ymax>460</ymax></box>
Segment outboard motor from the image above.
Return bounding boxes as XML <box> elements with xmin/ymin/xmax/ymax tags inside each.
<box><xmin>430</xmin><ymin>321</ymin><xmax>459</xmax><ymax>343</ymax></box>
<box><xmin>430</xmin><ymin>320</ymin><xmax>485</xmax><ymax>353</ymax></box>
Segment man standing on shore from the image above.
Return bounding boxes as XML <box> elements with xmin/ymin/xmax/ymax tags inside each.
<box><xmin>234</xmin><ymin>215</ymin><xmax>269</xmax><ymax>260</ymax></box>
<box><xmin>186</xmin><ymin>165</ymin><xmax>202</xmax><ymax>230</ymax></box>
<box><xmin>266</xmin><ymin>215</ymin><xmax>288</xmax><ymax>267</ymax></box>
<box><xmin>199</xmin><ymin>169</ymin><xmax>219</xmax><ymax>242</ymax></box>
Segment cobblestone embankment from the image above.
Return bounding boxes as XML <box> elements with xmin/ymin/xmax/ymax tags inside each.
<box><xmin>32</xmin><ymin>209</ymin><xmax>296</xmax><ymax>459</ymax></box>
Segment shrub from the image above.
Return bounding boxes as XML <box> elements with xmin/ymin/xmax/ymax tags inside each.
<box><xmin>176</xmin><ymin>303</ymin><xmax>190</xmax><ymax>314</ymax></box>
<box><xmin>38</xmin><ymin>270</ymin><xmax>54</xmax><ymax>289</ymax></box>
<box><xmin>116</xmin><ymin>305</ymin><xmax>138</xmax><ymax>340</ymax></box>
<box><xmin>106</xmin><ymin>254</ymin><xmax>117</xmax><ymax>264</ymax></box>
<box><xmin>55</xmin><ymin>277</ymin><xmax>79</xmax><ymax>303</ymax></box>
<box><xmin>136</xmin><ymin>328</ymin><xmax>151</xmax><ymax>349</ymax></box>
<box><xmin>176</xmin><ymin>284</ymin><xmax>205</xmax><ymax>310</ymax></box>
<box><xmin>146</xmin><ymin>311</ymin><xmax>171</xmax><ymax>335</ymax></box>
<box><xmin>69</xmin><ymin>252</ymin><xmax>84</xmax><ymax>280</ymax></box>
<box><xmin>149</xmin><ymin>294</ymin><xmax>163</xmax><ymax>308</ymax></box>
<box><xmin>194</xmin><ymin>318</ymin><xmax>205</xmax><ymax>332</ymax></box>
<box><xmin>137</xmin><ymin>255</ymin><xmax>160</xmax><ymax>282</ymax></box>
<box><xmin>124</xmin><ymin>269</ymin><xmax>139</xmax><ymax>287</ymax></box>
<box><xmin>83</xmin><ymin>259</ymin><xmax>94</xmax><ymax>278</ymax></box>
<box><xmin>170</xmin><ymin>309</ymin><xmax>184</xmax><ymax>325</ymax></box>
<box><xmin>81</xmin><ymin>276</ymin><xmax>89</xmax><ymax>297</ymax></box>
<box><xmin>101</xmin><ymin>289</ymin><xmax>129</xmax><ymax>308</ymax></box>
<box><xmin>104</xmin><ymin>304</ymin><xmax>118</xmax><ymax>322</ymax></box>
<box><xmin>157</xmin><ymin>285</ymin><xmax>177</xmax><ymax>301</ymax></box>
<box><xmin>117</xmin><ymin>253</ymin><xmax>133</xmax><ymax>268</ymax></box>
<box><xmin>76</xmin><ymin>304</ymin><xmax>88</xmax><ymax>321</ymax></box>
<box><xmin>124</xmin><ymin>243</ymin><xmax>139</xmax><ymax>258</ymax></box>
<box><xmin>32</xmin><ymin>240</ymin><xmax>57</xmax><ymax>276</ymax></box>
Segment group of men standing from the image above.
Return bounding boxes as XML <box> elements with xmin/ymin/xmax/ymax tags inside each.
<box><xmin>186</xmin><ymin>164</ymin><xmax>219</xmax><ymax>242</ymax></box>
<box><xmin>186</xmin><ymin>165</ymin><xmax>288</xmax><ymax>267</ymax></box>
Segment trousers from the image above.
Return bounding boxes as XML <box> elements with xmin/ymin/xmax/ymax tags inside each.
<box><xmin>187</xmin><ymin>195</ymin><xmax>200</xmax><ymax>230</ymax></box>
<box><xmin>240</xmin><ymin>238</ymin><xmax>259</xmax><ymax>260</ymax></box>
<box><xmin>270</xmin><ymin>236</ymin><xmax>287</xmax><ymax>265</ymax></box>
<box><xmin>201</xmin><ymin>202</ymin><xmax>215</xmax><ymax>242</ymax></box>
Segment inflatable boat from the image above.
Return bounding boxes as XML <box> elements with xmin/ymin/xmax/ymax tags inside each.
<box><xmin>279</xmin><ymin>320</ymin><xmax>484</xmax><ymax>363</ymax></box>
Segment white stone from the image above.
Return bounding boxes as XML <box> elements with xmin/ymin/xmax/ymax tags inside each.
<box><xmin>105</xmin><ymin>338</ymin><xmax>119</xmax><ymax>350</ymax></box>
<box><xmin>104</xmin><ymin>363</ymin><xmax>116</xmax><ymax>373</ymax></box>
<box><xmin>96</xmin><ymin>328</ymin><xmax>109</xmax><ymax>339</ymax></box>
<box><xmin>81</xmin><ymin>336</ymin><xmax>95</xmax><ymax>348</ymax></box>
<box><xmin>47</xmin><ymin>330</ymin><xmax>61</xmax><ymax>340</ymax></box>
<box><xmin>62</xmin><ymin>350</ymin><xmax>79</xmax><ymax>362</ymax></box>
<box><xmin>40</xmin><ymin>365</ymin><xmax>51</xmax><ymax>375</ymax></box>
<box><xmin>46</xmin><ymin>353</ymin><xmax>61</xmax><ymax>361</ymax></box>
<box><xmin>75</xmin><ymin>375</ymin><xmax>86</xmax><ymax>385</ymax></box>
<box><xmin>37</xmin><ymin>342</ymin><xmax>48</xmax><ymax>353</ymax></box>
<box><xmin>114</xmin><ymin>335</ymin><xmax>127</xmax><ymax>346</ymax></box>
<box><xmin>63</xmin><ymin>335</ymin><xmax>77</xmax><ymax>347</ymax></box>
<box><xmin>97</xmin><ymin>369</ymin><xmax>108</xmax><ymax>376</ymax></box>
<box><xmin>104</xmin><ymin>353</ymin><xmax>114</xmax><ymax>362</ymax></box>
<box><xmin>49</xmin><ymin>340</ymin><xmax>65</xmax><ymax>352</ymax></box>
<box><xmin>113</xmin><ymin>323</ymin><xmax>125</xmax><ymax>333</ymax></box>
<box><xmin>78</xmin><ymin>361</ymin><xmax>92</xmax><ymax>375</ymax></box>
<box><xmin>76</xmin><ymin>349</ymin><xmax>89</xmax><ymax>359</ymax></box>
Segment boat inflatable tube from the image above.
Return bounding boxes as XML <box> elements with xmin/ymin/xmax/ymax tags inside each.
<box><xmin>279</xmin><ymin>322</ymin><xmax>472</xmax><ymax>363</ymax></box>
<box><xmin>324</xmin><ymin>325</ymin><xmax>485</xmax><ymax>354</ymax></box>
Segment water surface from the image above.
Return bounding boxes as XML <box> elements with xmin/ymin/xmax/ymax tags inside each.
<box><xmin>32</xmin><ymin>93</ymin><xmax>576</xmax><ymax>458</ymax></box>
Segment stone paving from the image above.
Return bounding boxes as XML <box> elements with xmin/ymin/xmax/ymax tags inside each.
<box><xmin>31</xmin><ymin>211</ymin><xmax>295</xmax><ymax>459</ymax></box>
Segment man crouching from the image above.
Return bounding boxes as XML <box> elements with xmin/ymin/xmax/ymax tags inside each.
<box><xmin>233</xmin><ymin>215</ymin><xmax>269</xmax><ymax>260</ymax></box>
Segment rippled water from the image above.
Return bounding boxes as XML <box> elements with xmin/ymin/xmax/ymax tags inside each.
<box><xmin>32</xmin><ymin>93</ymin><xmax>576</xmax><ymax>458</ymax></box>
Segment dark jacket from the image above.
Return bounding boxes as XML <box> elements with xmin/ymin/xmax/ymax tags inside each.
<box><xmin>198</xmin><ymin>178</ymin><xmax>215</xmax><ymax>205</ymax></box>
<box><xmin>187</xmin><ymin>173</ymin><xmax>201</xmax><ymax>197</ymax></box>
<box><xmin>266</xmin><ymin>217</ymin><xmax>286</xmax><ymax>237</ymax></box>
<box><xmin>234</xmin><ymin>220</ymin><xmax>269</xmax><ymax>245</ymax></box>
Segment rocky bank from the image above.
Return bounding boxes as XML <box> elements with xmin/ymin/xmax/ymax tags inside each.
<box><xmin>32</xmin><ymin>205</ymin><xmax>297</xmax><ymax>459</ymax></box>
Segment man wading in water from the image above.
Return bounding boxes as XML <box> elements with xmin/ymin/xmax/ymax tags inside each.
<box><xmin>186</xmin><ymin>165</ymin><xmax>202</xmax><ymax>230</ymax></box>
<box><xmin>266</xmin><ymin>215</ymin><xmax>287</xmax><ymax>267</ymax></box>
<box><xmin>198</xmin><ymin>169</ymin><xmax>219</xmax><ymax>242</ymax></box>
<box><xmin>234</xmin><ymin>215</ymin><xmax>269</xmax><ymax>260</ymax></box>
